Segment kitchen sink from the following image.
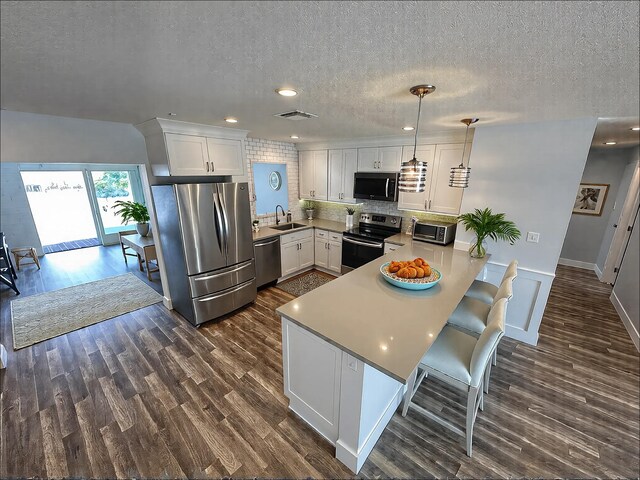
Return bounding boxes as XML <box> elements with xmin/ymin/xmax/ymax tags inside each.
<box><xmin>271</xmin><ymin>222</ymin><xmax>307</xmax><ymax>231</ymax></box>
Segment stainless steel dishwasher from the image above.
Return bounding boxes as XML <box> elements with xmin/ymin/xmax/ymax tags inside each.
<box><xmin>253</xmin><ymin>236</ymin><xmax>282</xmax><ymax>288</ymax></box>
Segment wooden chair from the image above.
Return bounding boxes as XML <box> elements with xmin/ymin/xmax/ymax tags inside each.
<box><xmin>402</xmin><ymin>298</ymin><xmax>507</xmax><ymax>457</ymax></box>
<box><xmin>118</xmin><ymin>230</ymin><xmax>138</xmax><ymax>265</ymax></box>
<box><xmin>465</xmin><ymin>260</ymin><xmax>518</xmax><ymax>304</ymax></box>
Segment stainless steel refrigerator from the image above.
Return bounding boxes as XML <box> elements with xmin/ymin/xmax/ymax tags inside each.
<box><xmin>151</xmin><ymin>182</ymin><xmax>257</xmax><ymax>326</ymax></box>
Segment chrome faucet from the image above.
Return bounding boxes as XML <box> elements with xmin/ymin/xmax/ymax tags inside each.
<box><xmin>275</xmin><ymin>204</ymin><xmax>286</xmax><ymax>225</ymax></box>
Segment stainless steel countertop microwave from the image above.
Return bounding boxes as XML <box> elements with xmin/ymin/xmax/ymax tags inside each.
<box><xmin>353</xmin><ymin>172</ymin><xmax>398</xmax><ymax>202</ymax></box>
<box><xmin>412</xmin><ymin>220</ymin><xmax>457</xmax><ymax>245</ymax></box>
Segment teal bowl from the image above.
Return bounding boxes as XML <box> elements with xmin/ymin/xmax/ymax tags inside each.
<box><xmin>380</xmin><ymin>262</ymin><xmax>442</xmax><ymax>290</ymax></box>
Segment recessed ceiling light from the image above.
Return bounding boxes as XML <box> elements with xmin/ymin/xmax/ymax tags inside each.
<box><xmin>276</xmin><ymin>88</ymin><xmax>298</xmax><ymax>97</ymax></box>
<box><xmin>403</xmin><ymin>126</ymin><xmax>415</xmax><ymax>131</ymax></box>
<box><xmin>290</xmin><ymin>135</ymin><xmax>299</xmax><ymax>139</ymax></box>
<box><xmin>224</xmin><ymin>117</ymin><xmax>238</xmax><ymax>123</ymax></box>
<box><xmin>604</xmin><ymin>141</ymin><xmax>617</xmax><ymax>145</ymax></box>
<box><xmin>631</xmin><ymin>127</ymin><xmax>640</xmax><ymax>131</ymax></box>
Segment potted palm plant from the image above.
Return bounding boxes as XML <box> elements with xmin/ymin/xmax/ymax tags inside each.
<box><xmin>113</xmin><ymin>200</ymin><xmax>151</xmax><ymax>236</ymax></box>
<box><xmin>458</xmin><ymin>207</ymin><xmax>521</xmax><ymax>258</ymax></box>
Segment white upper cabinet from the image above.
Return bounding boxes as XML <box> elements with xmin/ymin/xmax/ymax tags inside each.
<box><xmin>136</xmin><ymin>118</ymin><xmax>248</xmax><ymax>178</ymax></box>
<box><xmin>299</xmin><ymin>150</ymin><xmax>328</xmax><ymax>200</ymax></box>
<box><xmin>165</xmin><ymin>133</ymin><xmax>210</xmax><ymax>176</ymax></box>
<box><xmin>397</xmin><ymin>144</ymin><xmax>465</xmax><ymax>215</ymax></box>
<box><xmin>397</xmin><ymin>145</ymin><xmax>436</xmax><ymax>211</ymax></box>
<box><xmin>206</xmin><ymin>137</ymin><xmax>244</xmax><ymax>176</ymax></box>
<box><xmin>328</xmin><ymin>148</ymin><xmax>357</xmax><ymax>203</ymax></box>
<box><xmin>429</xmin><ymin>144</ymin><xmax>465</xmax><ymax>215</ymax></box>
<box><xmin>357</xmin><ymin>146</ymin><xmax>402</xmax><ymax>172</ymax></box>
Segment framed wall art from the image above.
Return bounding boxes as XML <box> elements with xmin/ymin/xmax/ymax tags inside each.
<box><xmin>572</xmin><ymin>183</ymin><xmax>609</xmax><ymax>216</ymax></box>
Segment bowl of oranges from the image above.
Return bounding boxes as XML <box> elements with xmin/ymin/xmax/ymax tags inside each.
<box><xmin>380</xmin><ymin>257</ymin><xmax>442</xmax><ymax>290</ymax></box>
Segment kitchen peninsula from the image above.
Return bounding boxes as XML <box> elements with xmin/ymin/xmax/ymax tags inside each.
<box><xmin>276</xmin><ymin>241</ymin><xmax>489</xmax><ymax>473</ymax></box>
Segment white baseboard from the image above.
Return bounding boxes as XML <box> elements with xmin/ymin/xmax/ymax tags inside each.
<box><xmin>162</xmin><ymin>296</ymin><xmax>173</xmax><ymax>310</ymax></box>
<box><xmin>610</xmin><ymin>290</ymin><xmax>640</xmax><ymax>352</ymax></box>
<box><xmin>558</xmin><ymin>258</ymin><xmax>596</xmax><ymax>271</ymax></box>
<box><xmin>594</xmin><ymin>263</ymin><xmax>604</xmax><ymax>281</ymax></box>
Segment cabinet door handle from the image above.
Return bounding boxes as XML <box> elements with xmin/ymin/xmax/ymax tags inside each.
<box><xmin>424</xmin><ymin>200</ymin><xmax>427</xmax><ymax>210</ymax></box>
<box><xmin>428</xmin><ymin>200</ymin><xmax>431</xmax><ymax>210</ymax></box>
<box><xmin>206</xmin><ymin>162</ymin><xmax>210</xmax><ymax>173</ymax></box>
<box><xmin>211</xmin><ymin>161</ymin><xmax>215</xmax><ymax>172</ymax></box>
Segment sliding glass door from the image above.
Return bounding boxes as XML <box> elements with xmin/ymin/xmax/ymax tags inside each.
<box><xmin>20</xmin><ymin>164</ymin><xmax>146</xmax><ymax>249</ymax></box>
<box><xmin>87</xmin><ymin>169</ymin><xmax>145</xmax><ymax>245</ymax></box>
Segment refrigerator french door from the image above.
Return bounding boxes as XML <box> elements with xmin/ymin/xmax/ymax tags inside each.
<box><xmin>152</xmin><ymin>182</ymin><xmax>257</xmax><ymax>326</ymax></box>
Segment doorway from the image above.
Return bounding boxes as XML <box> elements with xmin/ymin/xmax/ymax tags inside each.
<box><xmin>20</xmin><ymin>164</ymin><xmax>145</xmax><ymax>253</ymax></box>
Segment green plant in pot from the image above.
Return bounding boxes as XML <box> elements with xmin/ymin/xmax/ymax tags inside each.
<box><xmin>345</xmin><ymin>207</ymin><xmax>356</xmax><ymax>228</ymax></box>
<box><xmin>458</xmin><ymin>207</ymin><xmax>521</xmax><ymax>258</ymax></box>
<box><xmin>113</xmin><ymin>200</ymin><xmax>151</xmax><ymax>237</ymax></box>
<box><xmin>303</xmin><ymin>200</ymin><xmax>316</xmax><ymax>220</ymax></box>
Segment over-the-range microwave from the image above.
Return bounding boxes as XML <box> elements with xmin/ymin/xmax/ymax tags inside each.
<box><xmin>412</xmin><ymin>220</ymin><xmax>457</xmax><ymax>245</ymax></box>
<box><xmin>353</xmin><ymin>172</ymin><xmax>398</xmax><ymax>202</ymax></box>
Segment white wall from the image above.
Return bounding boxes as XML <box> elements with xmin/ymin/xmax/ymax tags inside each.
<box><xmin>456</xmin><ymin>117</ymin><xmax>598</xmax><ymax>344</ymax></box>
<box><xmin>611</xmin><ymin>208</ymin><xmax>640</xmax><ymax>351</ymax></box>
<box><xmin>0</xmin><ymin>110</ymin><xmax>150</xmax><ymax>255</ymax></box>
<box><xmin>560</xmin><ymin>147</ymin><xmax>632</xmax><ymax>268</ymax></box>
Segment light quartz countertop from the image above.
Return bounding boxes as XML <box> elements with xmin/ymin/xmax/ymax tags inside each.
<box><xmin>276</xmin><ymin>242</ymin><xmax>489</xmax><ymax>383</ymax></box>
<box><xmin>252</xmin><ymin>218</ymin><xmax>346</xmax><ymax>242</ymax></box>
<box><xmin>384</xmin><ymin>232</ymin><xmax>413</xmax><ymax>245</ymax></box>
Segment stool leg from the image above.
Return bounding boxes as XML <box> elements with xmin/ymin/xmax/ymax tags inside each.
<box><xmin>31</xmin><ymin>248</ymin><xmax>41</xmax><ymax>269</ymax></box>
<box><xmin>13</xmin><ymin>252</ymin><xmax>20</xmax><ymax>271</ymax></box>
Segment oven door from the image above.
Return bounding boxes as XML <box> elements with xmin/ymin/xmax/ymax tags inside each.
<box><xmin>341</xmin><ymin>235</ymin><xmax>385</xmax><ymax>274</ymax></box>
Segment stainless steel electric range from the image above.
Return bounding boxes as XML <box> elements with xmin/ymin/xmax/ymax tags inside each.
<box><xmin>341</xmin><ymin>213</ymin><xmax>402</xmax><ymax>274</ymax></box>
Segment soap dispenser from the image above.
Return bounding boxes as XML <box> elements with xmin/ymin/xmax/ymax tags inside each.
<box><xmin>286</xmin><ymin>210</ymin><xmax>292</xmax><ymax>223</ymax></box>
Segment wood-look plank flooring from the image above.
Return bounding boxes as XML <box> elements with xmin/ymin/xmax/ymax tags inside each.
<box><xmin>1</xmin><ymin>247</ymin><xmax>638</xmax><ymax>479</ymax></box>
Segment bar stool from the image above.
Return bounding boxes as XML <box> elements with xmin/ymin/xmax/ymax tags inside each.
<box><xmin>11</xmin><ymin>247</ymin><xmax>40</xmax><ymax>270</ymax></box>
<box><xmin>465</xmin><ymin>260</ymin><xmax>518</xmax><ymax>305</ymax></box>
<box><xmin>446</xmin><ymin>275</ymin><xmax>514</xmax><ymax>393</ymax></box>
<box><xmin>402</xmin><ymin>298</ymin><xmax>507</xmax><ymax>457</ymax></box>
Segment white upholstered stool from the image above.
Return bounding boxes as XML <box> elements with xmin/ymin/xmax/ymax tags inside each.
<box><xmin>465</xmin><ymin>259</ymin><xmax>518</xmax><ymax>305</ymax></box>
<box><xmin>401</xmin><ymin>298</ymin><xmax>507</xmax><ymax>457</ymax></box>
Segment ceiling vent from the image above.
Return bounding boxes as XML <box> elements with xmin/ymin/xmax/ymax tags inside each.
<box><xmin>274</xmin><ymin>110</ymin><xmax>318</xmax><ymax>120</ymax></box>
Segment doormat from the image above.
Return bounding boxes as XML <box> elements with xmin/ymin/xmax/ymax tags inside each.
<box><xmin>11</xmin><ymin>273</ymin><xmax>162</xmax><ymax>349</ymax></box>
<box><xmin>276</xmin><ymin>270</ymin><xmax>334</xmax><ymax>297</ymax></box>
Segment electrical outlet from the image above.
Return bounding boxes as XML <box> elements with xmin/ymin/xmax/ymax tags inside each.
<box><xmin>526</xmin><ymin>232</ymin><xmax>540</xmax><ymax>243</ymax></box>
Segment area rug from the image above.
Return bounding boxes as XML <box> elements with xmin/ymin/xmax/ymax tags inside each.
<box><xmin>11</xmin><ymin>273</ymin><xmax>162</xmax><ymax>350</ymax></box>
<box><xmin>276</xmin><ymin>270</ymin><xmax>334</xmax><ymax>297</ymax></box>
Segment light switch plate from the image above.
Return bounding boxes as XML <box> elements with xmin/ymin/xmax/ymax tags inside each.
<box><xmin>527</xmin><ymin>232</ymin><xmax>540</xmax><ymax>243</ymax></box>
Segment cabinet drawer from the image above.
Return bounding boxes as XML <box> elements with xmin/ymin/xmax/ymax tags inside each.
<box><xmin>315</xmin><ymin>229</ymin><xmax>328</xmax><ymax>239</ymax></box>
<box><xmin>191</xmin><ymin>278</ymin><xmax>257</xmax><ymax>325</ymax></box>
<box><xmin>188</xmin><ymin>259</ymin><xmax>256</xmax><ymax>297</ymax></box>
<box><xmin>281</xmin><ymin>229</ymin><xmax>313</xmax><ymax>245</ymax></box>
<box><xmin>329</xmin><ymin>232</ymin><xmax>342</xmax><ymax>242</ymax></box>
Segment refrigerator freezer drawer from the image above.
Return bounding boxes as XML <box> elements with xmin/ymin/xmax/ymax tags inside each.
<box><xmin>188</xmin><ymin>259</ymin><xmax>256</xmax><ymax>298</ymax></box>
<box><xmin>191</xmin><ymin>278</ymin><xmax>257</xmax><ymax>326</ymax></box>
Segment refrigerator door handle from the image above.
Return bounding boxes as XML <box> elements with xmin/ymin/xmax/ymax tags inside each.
<box><xmin>217</xmin><ymin>190</ymin><xmax>230</xmax><ymax>258</ymax></box>
<box><xmin>212</xmin><ymin>191</ymin><xmax>226</xmax><ymax>257</ymax></box>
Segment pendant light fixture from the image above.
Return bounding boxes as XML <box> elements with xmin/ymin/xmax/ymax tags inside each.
<box><xmin>449</xmin><ymin>118</ymin><xmax>478</xmax><ymax>188</ymax></box>
<box><xmin>398</xmin><ymin>84</ymin><xmax>436</xmax><ymax>193</ymax></box>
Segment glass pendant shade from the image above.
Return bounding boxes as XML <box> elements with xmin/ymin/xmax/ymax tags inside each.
<box><xmin>449</xmin><ymin>118</ymin><xmax>478</xmax><ymax>188</ymax></box>
<box><xmin>398</xmin><ymin>85</ymin><xmax>435</xmax><ymax>193</ymax></box>
<box><xmin>449</xmin><ymin>165</ymin><xmax>471</xmax><ymax>188</ymax></box>
<box><xmin>399</xmin><ymin>157</ymin><xmax>428</xmax><ymax>192</ymax></box>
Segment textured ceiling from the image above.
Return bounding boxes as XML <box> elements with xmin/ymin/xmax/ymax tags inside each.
<box><xmin>1</xmin><ymin>1</ymin><xmax>638</xmax><ymax>144</ymax></box>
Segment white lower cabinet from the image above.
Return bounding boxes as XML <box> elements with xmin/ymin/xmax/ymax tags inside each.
<box><xmin>314</xmin><ymin>230</ymin><xmax>342</xmax><ymax>274</ymax></box>
<box><xmin>280</xmin><ymin>229</ymin><xmax>314</xmax><ymax>277</ymax></box>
